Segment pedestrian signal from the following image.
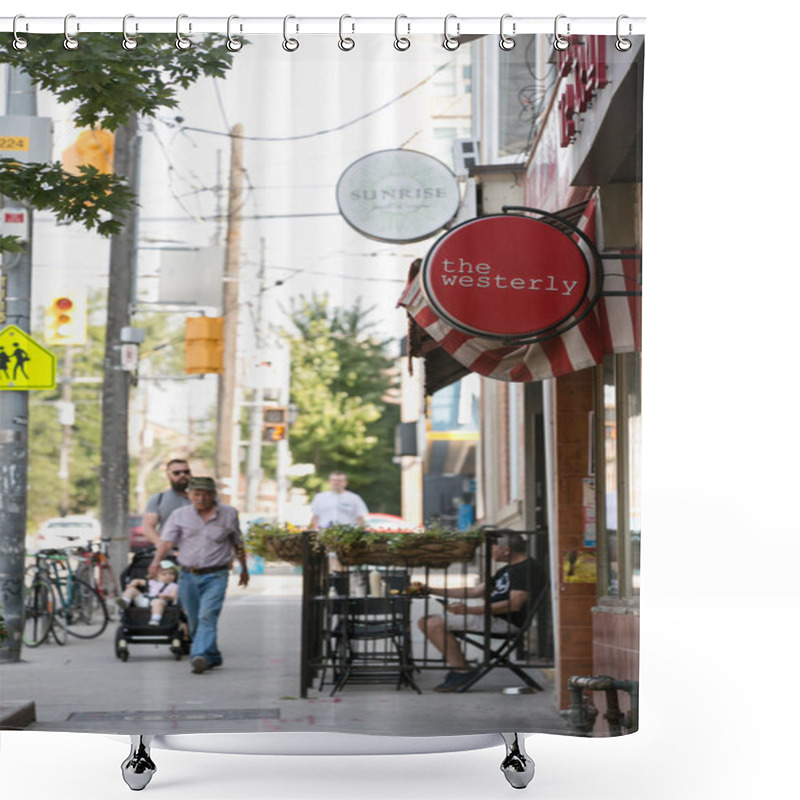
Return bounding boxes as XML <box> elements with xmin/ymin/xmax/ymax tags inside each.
<box><xmin>265</xmin><ymin>423</ymin><xmax>287</xmax><ymax>442</ymax></box>
<box><xmin>44</xmin><ymin>292</ymin><xmax>88</xmax><ymax>345</ymax></box>
<box><xmin>185</xmin><ymin>316</ymin><xmax>223</xmax><ymax>374</ymax></box>
<box><xmin>263</xmin><ymin>407</ymin><xmax>287</xmax><ymax>425</ymax></box>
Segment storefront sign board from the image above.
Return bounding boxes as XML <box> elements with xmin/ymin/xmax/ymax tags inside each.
<box><xmin>421</xmin><ymin>214</ymin><xmax>591</xmax><ymax>340</ymax></box>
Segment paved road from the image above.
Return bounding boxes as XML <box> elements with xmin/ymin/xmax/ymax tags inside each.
<box><xmin>1</xmin><ymin>569</ymin><xmax>571</xmax><ymax>737</ymax></box>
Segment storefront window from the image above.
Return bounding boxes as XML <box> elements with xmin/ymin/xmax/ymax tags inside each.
<box><xmin>602</xmin><ymin>359</ymin><xmax>619</xmax><ymax>596</ymax></box>
<box><xmin>598</xmin><ymin>353</ymin><xmax>641</xmax><ymax>600</ymax></box>
<box><xmin>627</xmin><ymin>354</ymin><xmax>642</xmax><ymax>595</ymax></box>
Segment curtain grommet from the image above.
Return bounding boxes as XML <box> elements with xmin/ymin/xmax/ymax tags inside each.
<box><xmin>226</xmin><ymin>15</ymin><xmax>243</xmax><ymax>52</ymax></box>
<box><xmin>282</xmin><ymin>15</ymin><xmax>299</xmax><ymax>52</ymax></box>
<box><xmin>499</xmin><ymin>14</ymin><xmax>516</xmax><ymax>51</ymax></box>
<box><xmin>553</xmin><ymin>14</ymin><xmax>570</xmax><ymax>51</ymax></box>
<box><xmin>443</xmin><ymin>14</ymin><xmax>460</xmax><ymax>51</ymax></box>
<box><xmin>394</xmin><ymin>15</ymin><xmax>411</xmax><ymax>51</ymax></box>
<box><xmin>338</xmin><ymin>15</ymin><xmax>355</xmax><ymax>51</ymax></box>
<box><xmin>63</xmin><ymin>13</ymin><xmax>79</xmax><ymax>50</ymax></box>
<box><xmin>12</xmin><ymin>14</ymin><xmax>28</xmax><ymax>51</ymax></box>
<box><xmin>615</xmin><ymin>15</ymin><xmax>633</xmax><ymax>51</ymax></box>
<box><xmin>176</xmin><ymin>14</ymin><xmax>191</xmax><ymax>50</ymax></box>
<box><xmin>122</xmin><ymin>14</ymin><xmax>138</xmax><ymax>51</ymax></box>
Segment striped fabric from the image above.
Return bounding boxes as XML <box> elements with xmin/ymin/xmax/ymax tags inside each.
<box><xmin>398</xmin><ymin>199</ymin><xmax>641</xmax><ymax>383</ymax></box>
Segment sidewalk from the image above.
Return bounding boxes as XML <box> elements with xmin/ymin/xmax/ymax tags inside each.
<box><xmin>1</xmin><ymin>567</ymin><xmax>572</xmax><ymax>737</ymax></box>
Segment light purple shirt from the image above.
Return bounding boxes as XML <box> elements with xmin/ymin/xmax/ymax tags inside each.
<box><xmin>160</xmin><ymin>502</ymin><xmax>244</xmax><ymax>571</ymax></box>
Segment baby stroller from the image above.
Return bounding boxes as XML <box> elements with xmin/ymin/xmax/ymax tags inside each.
<box><xmin>114</xmin><ymin>548</ymin><xmax>191</xmax><ymax>662</ymax></box>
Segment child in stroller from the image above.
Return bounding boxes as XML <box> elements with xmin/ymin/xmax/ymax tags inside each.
<box><xmin>116</xmin><ymin>559</ymin><xmax>179</xmax><ymax>625</ymax></box>
<box><xmin>115</xmin><ymin>549</ymin><xmax>190</xmax><ymax>662</ymax></box>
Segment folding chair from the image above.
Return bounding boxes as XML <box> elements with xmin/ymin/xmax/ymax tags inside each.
<box><xmin>450</xmin><ymin>579</ymin><xmax>551</xmax><ymax>693</ymax></box>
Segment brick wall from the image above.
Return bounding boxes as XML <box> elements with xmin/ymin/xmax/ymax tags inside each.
<box><xmin>554</xmin><ymin>368</ymin><xmax>596</xmax><ymax>709</ymax></box>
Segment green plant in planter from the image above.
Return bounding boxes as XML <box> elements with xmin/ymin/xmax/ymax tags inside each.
<box><xmin>315</xmin><ymin>522</ymin><xmax>482</xmax><ymax>554</ymax></box>
<box><xmin>245</xmin><ymin>522</ymin><xmax>309</xmax><ymax>560</ymax></box>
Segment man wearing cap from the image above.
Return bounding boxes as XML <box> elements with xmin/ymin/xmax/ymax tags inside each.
<box><xmin>149</xmin><ymin>476</ymin><xmax>249</xmax><ymax>674</ymax></box>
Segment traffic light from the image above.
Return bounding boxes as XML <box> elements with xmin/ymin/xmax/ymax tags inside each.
<box><xmin>61</xmin><ymin>128</ymin><xmax>115</xmax><ymax>175</ymax></box>
<box><xmin>263</xmin><ymin>407</ymin><xmax>288</xmax><ymax>441</ymax></box>
<box><xmin>185</xmin><ymin>316</ymin><xmax>223</xmax><ymax>374</ymax></box>
<box><xmin>265</xmin><ymin>423</ymin><xmax>287</xmax><ymax>442</ymax></box>
<box><xmin>44</xmin><ymin>291</ymin><xmax>88</xmax><ymax>345</ymax></box>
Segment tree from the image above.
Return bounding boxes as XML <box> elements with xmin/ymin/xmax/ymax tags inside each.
<box><xmin>26</xmin><ymin>291</ymin><xmax>189</xmax><ymax>526</ymax></box>
<box><xmin>283</xmin><ymin>295</ymin><xmax>401</xmax><ymax>514</ymax></box>
<box><xmin>0</xmin><ymin>160</ymin><xmax>134</xmax><ymax>253</ymax></box>
<box><xmin>1</xmin><ymin>33</ymin><xmax>242</xmax><ymax>580</ymax></box>
<box><xmin>0</xmin><ymin>34</ymin><xmax>236</xmax><ymax>130</ymax></box>
<box><xmin>0</xmin><ymin>33</ymin><xmax>237</xmax><ymax>252</ymax></box>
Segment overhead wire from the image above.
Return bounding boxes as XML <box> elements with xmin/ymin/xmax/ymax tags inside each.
<box><xmin>179</xmin><ymin>59</ymin><xmax>453</xmax><ymax>143</ymax></box>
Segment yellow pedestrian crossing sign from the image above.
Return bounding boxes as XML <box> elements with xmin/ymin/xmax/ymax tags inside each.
<box><xmin>0</xmin><ymin>325</ymin><xmax>56</xmax><ymax>391</ymax></box>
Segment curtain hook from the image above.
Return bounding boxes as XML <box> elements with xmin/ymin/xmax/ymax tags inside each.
<box><xmin>394</xmin><ymin>14</ymin><xmax>411</xmax><ymax>51</ymax></box>
<box><xmin>63</xmin><ymin>13</ymin><xmax>79</xmax><ymax>50</ymax></box>
<box><xmin>122</xmin><ymin>14</ymin><xmax>138</xmax><ymax>50</ymax></box>
<box><xmin>615</xmin><ymin>15</ymin><xmax>632</xmax><ymax>51</ymax></box>
<box><xmin>12</xmin><ymin>14</ymin><xmax>28</xmax><ymax>51</ymax></box>
<box><xmin>282</xmin><ymin>15</ymin><xmax>299</xmax><ymax>52</ymax></box>
<box><xmin>176</xmin><ymin>13</ymin><xmax>191</xmax><ymax>50</ymax></box>
<box><xmin>443</xmin><ymin>14</ymin><xmax>460</xmax><ymax>51</ymax></box>
<box><xmin>553</xmin><ymin>14</ymin><xmax>570</xmax><ymax>51</ymax></box>
<box><xmin>499</xmin><ymin>14</ymin><xmax>516</xmax><ymax>51</ymax></box>
<box><xmin>226</xmin><ymin>15</ymin><xmax>243</xmax><ymax>52</ymax></box>
<box><xmin>338</xmin><ymin>14</ymin><xmax>355</xmax><ymax>51</ymax></box>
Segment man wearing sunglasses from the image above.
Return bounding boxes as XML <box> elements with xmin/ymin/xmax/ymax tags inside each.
<box><xmin>141</xmin><ymin>458</ymin><xmax>193</xmax><ymax>546</ymax></box>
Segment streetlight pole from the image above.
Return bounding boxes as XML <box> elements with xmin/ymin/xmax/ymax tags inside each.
<box><xmin>0</xmin><ymin>68</ymin><xmax>36</xmax><ymax>663</ymax></box>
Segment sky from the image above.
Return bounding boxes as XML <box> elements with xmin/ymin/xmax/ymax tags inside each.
<box><xmin>21</xmin><ymin>28</ymin><xmax>474</xmax><ymax>434</ymax></box>
<box><xmin>2</xmin><ymin>2</ymin><xmax>799</xmax><ymax>800</ymax></box>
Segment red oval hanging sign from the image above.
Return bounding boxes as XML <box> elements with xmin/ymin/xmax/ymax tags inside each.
<box><xmin>421</xmin><ymin>214</ymin><xmax>592</xmax><ymax>340</ymax></box>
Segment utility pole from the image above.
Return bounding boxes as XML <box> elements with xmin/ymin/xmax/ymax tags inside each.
<box><xmin>216</xmin><ymin>124</ymin><xmax>244</xmax><ymax>505</ymax></box>
<box><xmin>245</xmin><ymin>239</ymin><xmax>268</xmax><ymax>513</ymax></box>
<box><xmin>100</xmin><ymin>112</ymin><xmax>140</xmax><ymax>580</ymax></box>
<box><xmin>0</xmin><ymin>69</ymin><xmax>36</xmax><ymax>663</ymax></box>
<box><xmin>58</xmin><ymin>347</ymin><xmax>74</xmax><ymax>515</ymax></box>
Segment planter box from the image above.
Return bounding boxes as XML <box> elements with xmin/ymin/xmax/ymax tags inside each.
<box><xmin>259</xmin><ymin>535</ymin><xmax>306</xmax><ymax>566</ymax></box>
<box><xmin>337</xmin><ymin>537</ymin><xmax>479</xmax><ymax>568</ymax></box>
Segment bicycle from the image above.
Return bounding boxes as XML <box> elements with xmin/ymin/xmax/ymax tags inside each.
<box><xmin>22</xmin><ymin>554</ymin><xmax>62</xmax><ymax>647</ymax></box>
<box><xmin>72</xmin><ymin>538</ymin><xmax>121</xmax><ymax>611</ymax></box>
<box><xmin>23</xmin><ymin>549</ymin><xmax>109</xmax><ymax>642</ymax></box>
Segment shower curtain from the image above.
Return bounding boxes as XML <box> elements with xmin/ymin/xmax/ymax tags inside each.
<box><xmin>0</xmin><ymin>21</ymin><xmax>643</xmax><ymax>744</ymax></box>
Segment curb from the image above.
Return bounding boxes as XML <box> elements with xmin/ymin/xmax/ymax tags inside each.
<box><xmin>0</xmin><ymin>701</ymin><xmax>36</xmax><ymax>730</ymax></box>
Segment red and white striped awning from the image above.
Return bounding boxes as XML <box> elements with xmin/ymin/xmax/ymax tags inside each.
<box><xmin>398</xmin><ymin>198</ymin><xmax>641</xmax><ymax>385</ymax></box>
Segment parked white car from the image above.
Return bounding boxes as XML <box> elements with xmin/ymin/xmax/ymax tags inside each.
<box><xmin>364</xmin><ymin>513</ymin><xmax>419</xmax><ymax>531</ymax></box>
<box><xmin>33</xmin><ymin>515</ymin><xmax>102</xmax><ymax>551</ymax></box>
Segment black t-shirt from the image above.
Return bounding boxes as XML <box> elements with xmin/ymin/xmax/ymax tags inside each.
<box><xmin>490</xmin><ymin>558</ymin><xmax>544</xmax><ymax>628</ymax></box>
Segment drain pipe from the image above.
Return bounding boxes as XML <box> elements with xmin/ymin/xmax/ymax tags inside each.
<box><xmin>567</xmin><ymin>675</ymin><xmax>639</xmax><ymax>736</ymax></box>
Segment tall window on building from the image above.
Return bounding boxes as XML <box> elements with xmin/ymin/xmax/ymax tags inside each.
<box><xmin>507</xmin><ymin>386</ymin><xmax>522</xmax><ymax>502</ymax></box>
<box><xmin>598</xmin><ymin>353</ymin><xmax>641</xmax><ymax>599</ymax></box>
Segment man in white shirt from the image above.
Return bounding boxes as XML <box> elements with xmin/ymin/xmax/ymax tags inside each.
<box><xmin>309</xmin><ymin>471</ymin><xmax>368</xmax><ymax>529</ymax></box>
<box><xmin>309</xmin><ymin>471</ymin><xmax>368</xmax><ymax>571</ymax></box>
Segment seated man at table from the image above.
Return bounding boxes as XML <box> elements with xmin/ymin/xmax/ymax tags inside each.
<box><xmin>417</xmin><ymin>533</ymin><xmax>544</xmax><ymax>693</ymax></box>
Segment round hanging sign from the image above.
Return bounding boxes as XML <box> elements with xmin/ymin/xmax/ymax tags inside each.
<box><xmin>336</xmin><ymin>149</ymin><xmax>461</xmax><ymax>243</ymax></box>
<box><xmin>421</xmin><ymin>214</ymin><xmax>593</xmax><ymax>341</ymax></box>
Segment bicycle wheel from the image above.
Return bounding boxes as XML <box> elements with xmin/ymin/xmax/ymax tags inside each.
<box><xmin>22</xmin><ymin>571</ymin><xmax>54</xmax><ymax>647</ymax></box>
<box><xmin>48</xmin><ymin>586</ymin><xmax>68</xmax><ymax>645</ymax></box>
<box><xmin>64</xmin><ymin>578</ymin><xmax>109</xmax><ymax>639</ymax></box>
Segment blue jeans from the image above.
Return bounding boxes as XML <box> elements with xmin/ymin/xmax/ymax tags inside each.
<box><xmin>178</xmin><ymin>570</ymin><xmax>228</xmax><ymax>666</ymax></box>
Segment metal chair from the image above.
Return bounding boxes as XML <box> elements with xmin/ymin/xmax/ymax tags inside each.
<box><xmin>321</xmin><ymin>595</ymin><xmax>421</xmax><ymax>696</ymax></box>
